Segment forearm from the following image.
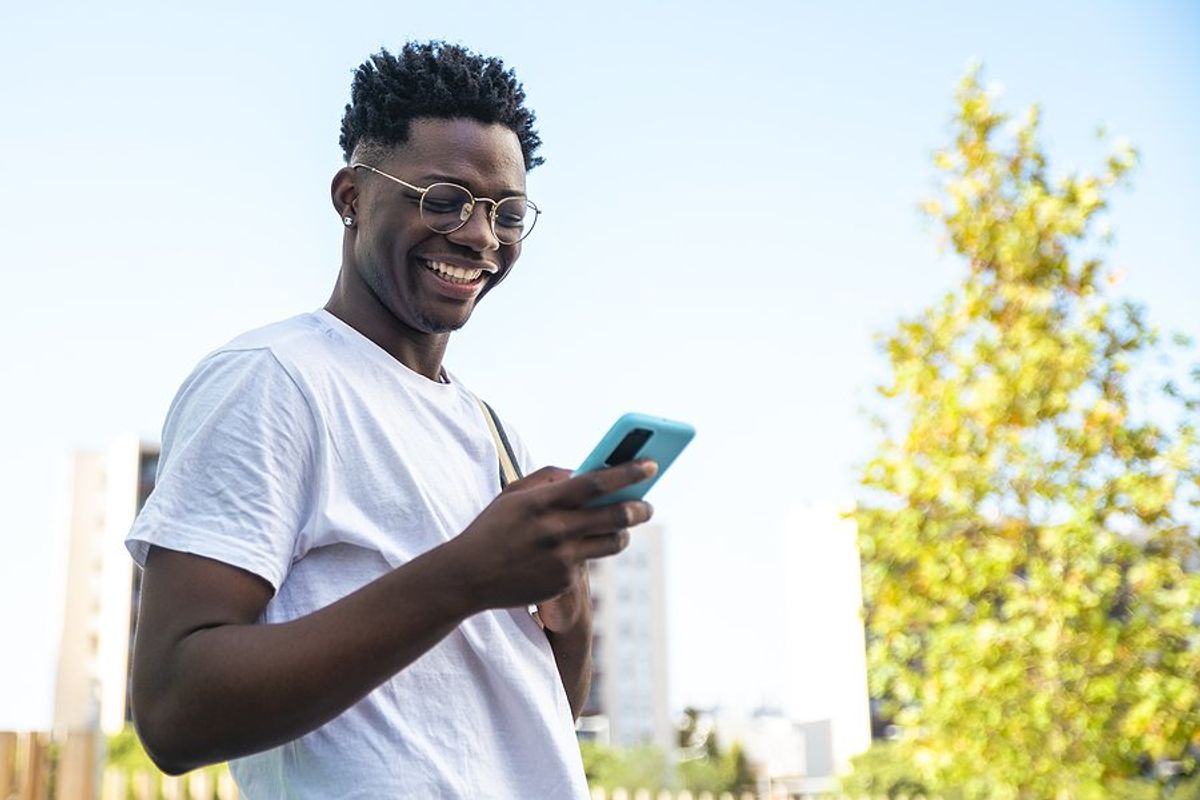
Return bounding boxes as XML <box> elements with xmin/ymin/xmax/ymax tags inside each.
<box><xmin>134</xmin><ymin>540</ymin><xmax>478</xmax><ymax>773</ymax></box>
<box><xmin>544</xmin><ymin>596</ymin><xmax>594</xmax><ymax>720</ymax></box>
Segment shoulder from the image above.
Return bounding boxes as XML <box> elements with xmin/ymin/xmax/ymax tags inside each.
<box><xmin>216</xmin><ymin>312</ymin><xmax>333</xmax><ymax>371</ymax></box>
<box><xmin>164</xmin><ymin>314</ymin><xmax>333</xmax><ymax>440</ymax></box>
<box><xmin>181</xmin><ymin>311</ymin><xmax>343</xmax><ymax>396</ymax></box>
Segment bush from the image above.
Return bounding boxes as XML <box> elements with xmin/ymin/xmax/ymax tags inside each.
<box><xmin>580</xmin><ymin>741</ymin><xmax>670</xmax><ymax>792</ymax></box>
<box><xmin>841</xmin><ymin>742</ymin><xmax>944</xmax><ymax>800</ymax></box>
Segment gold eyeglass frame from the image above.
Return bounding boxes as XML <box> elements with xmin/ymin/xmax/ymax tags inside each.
<box><xmin>350</xmin><ymin>162</ymin><xmax>540</xmax><ymax>245</ymax></box>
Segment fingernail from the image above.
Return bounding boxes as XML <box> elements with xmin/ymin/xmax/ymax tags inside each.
<box><xmin>641</xmin><ymin>460</ymin><xmax>659</xmax><ymax>477</ymax></box>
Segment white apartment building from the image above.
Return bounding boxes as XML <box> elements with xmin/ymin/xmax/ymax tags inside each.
<box><xmin>53</xmin><ymin>436</ymin><xmax>158</xmax><ymax>737</ymax></box>
<box><xmin>581</xmin><ymin>523</ymin><xmax>672</xmax><ymax>752</ymax></box>
<box><xmin>780</xmin><ymin>504</ymin><xmax>872</xmax><ymax>786</ymax></box>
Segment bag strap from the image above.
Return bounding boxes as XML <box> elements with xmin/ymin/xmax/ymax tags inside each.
<box><xmin>475</xmin><ymin>396</ymin><xmax>522</xmax><ymax>489</ymax></box>
<box><xmin>474</xmin><ymin>396</ymin><xmax>546</xmax><ymax>630</ymax></box>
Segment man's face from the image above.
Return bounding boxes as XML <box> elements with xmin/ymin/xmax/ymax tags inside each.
<box><xmin>349</xmin><ymin>118</ymin><xmax>528</xmax><ymax>334</ymax></box>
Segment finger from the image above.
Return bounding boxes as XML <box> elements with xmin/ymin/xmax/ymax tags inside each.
<box><xmin>503</xmin><ymin>466</ymin><xmax>573</xmax><ymax>493</ymax></box>
<box><xmin>574</xmin><ymin>529</ymin><xmax>631</xmax><ymax>560</ymax></box>
<box><xmin>545</xmin><ymin>460</ymin><xmax>658</xmax><ymax>508</ymax></box>
<box><xmin>557</xmin><ymin>500</ymin><xmax>654</xmax><ymax>540</ymax></box>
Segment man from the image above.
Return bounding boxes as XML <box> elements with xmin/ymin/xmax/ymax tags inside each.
<box><xmin>126</xmin><ymin>42</ymin><xmax>655</xmax><ymax>799</ymax></box>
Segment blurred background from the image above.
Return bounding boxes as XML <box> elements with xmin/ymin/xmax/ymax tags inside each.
<box><xmin>1</xmin><ymin>1</ymin><xmax>1197</xmax><ymax>797</ymax></box>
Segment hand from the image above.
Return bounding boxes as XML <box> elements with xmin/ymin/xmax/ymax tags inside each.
<box><xmin>537</xmin><ymin>566</ymin><xmax>592</xmax><ymax>633</ymax></box>
<box><xmin>499</xmin><ymin>470</ymin><xmax>603</xmax><ymax>632</ymax></box>
<box><xmin>448</xmin><ymin>460</ymin><xmax>656</xmax><ymax>613</ymax></box>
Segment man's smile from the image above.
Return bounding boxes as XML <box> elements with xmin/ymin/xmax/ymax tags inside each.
<box><xmin>415</xmin><ymin>256</ymin><xmax>498</xmax><ymax>299</ymax></box>
<box><xmin>420</xmin><ymin>257</ymin><xmax>494</xmax><ymax>284</ymax></box>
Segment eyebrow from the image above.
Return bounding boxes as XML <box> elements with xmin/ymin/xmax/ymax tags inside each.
<box><xmin>419</xmin><ymin>173</ymin><xmax>526</xmax><ymax>199</ymax></box>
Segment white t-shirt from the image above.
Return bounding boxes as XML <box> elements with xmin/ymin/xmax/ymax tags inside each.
<box><xmin>126</xmin><ymin>309</ymin><xmax>589</xmax><ymax>799</ymax></box>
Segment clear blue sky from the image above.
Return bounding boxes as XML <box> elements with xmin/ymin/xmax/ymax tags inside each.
<box><xmin>1</xmin><ymin>0</ymin><xmax>1197</xmax><ymax>729</ymax></box>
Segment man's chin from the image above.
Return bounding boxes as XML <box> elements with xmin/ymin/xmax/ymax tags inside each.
<box><xmin>411</xmin><ymin>307</ymin><xmax>471</xmax><ymax>334</ymax></box>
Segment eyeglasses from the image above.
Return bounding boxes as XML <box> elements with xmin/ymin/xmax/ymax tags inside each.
<box><xmin>351</xmin><ymin>162</ymin><xmax>540</xmax><ymax>245</ymax></box>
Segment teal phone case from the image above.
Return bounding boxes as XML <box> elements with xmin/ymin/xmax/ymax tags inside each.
<box><xmin>573</xmin><ymin>412</ymin><xmax>696</xmax><ymax>507</ymax></box>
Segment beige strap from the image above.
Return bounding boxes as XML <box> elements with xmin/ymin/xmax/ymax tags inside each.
<box><xmin>473</xmin><ymin>395</ymin><xmax>545</xmax><ymax>630</ymax></box>
<box><xmin>475</xmin><ymin>396</ymin><xmax>520</xmax><ymax>489</ymax></box>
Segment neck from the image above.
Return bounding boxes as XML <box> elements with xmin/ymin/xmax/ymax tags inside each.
<box><xmin>325</xmin><ymin>274</ymin><xmax>450</xmax><ymax>384</ymax></box>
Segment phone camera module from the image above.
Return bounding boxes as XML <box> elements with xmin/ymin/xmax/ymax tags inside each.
<box><xmin>604</xmin><ymin>428</ymin><xmax>653</xmax><ymax>466</ymax></box>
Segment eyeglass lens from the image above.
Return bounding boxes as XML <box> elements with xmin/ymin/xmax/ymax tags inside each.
<box><xmin>420</xmin><ymin>183</ymin><xmax>535</xmax><ymax>245</ymax></box>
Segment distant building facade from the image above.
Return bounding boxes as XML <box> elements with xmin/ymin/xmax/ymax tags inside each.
<box><xmin>780</xmin><ymin>505</ymin><xmax>872</xmax><ymax>789</ymax></box>
<box><xmin>580</xmin><ymin>523</ymin><xmax>672</xmax><ymax>752</ymax></box>
<box><xmin>685</xmin><ymin>507</ymin><xmax>872</xmax><ymax>795</ymax></box>
<box><xmin>53</xmin><ymin>437</ymin><xmax>157</xmax><ymax>737</ymax></box>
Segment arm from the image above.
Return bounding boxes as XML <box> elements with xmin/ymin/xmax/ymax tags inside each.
<box><xmin>539</xmin><ymin>568</ymin><xmax>601</xmax><ymax>719</ymax></box>
<box><xmin>131</xmin><ymin>461</ymin><xmax>656</xmax><ymax>774</ymax></box>
<box><xmin>132</xmin><ymin>539</ymin><xmax>476</xmax><ymax>774</ymax></box>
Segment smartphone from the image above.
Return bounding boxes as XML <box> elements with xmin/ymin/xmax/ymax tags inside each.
<box><xmin>573</xmin><ymin>412</ymin><xmax>695</xmax><ymax>508</ymax></box>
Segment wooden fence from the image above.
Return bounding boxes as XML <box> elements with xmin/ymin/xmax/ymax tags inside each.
<box><xmin>0</xmin><ymin>732</ymin><xmax>238</xmax><ymax>800</ymax></box>
<box><xmin>1</xmin><ymin>732</ymin><xmax>50</xmax><ymax>800</ymax></box>
<box><xmin>590</xmin><ymin>792</ymin><xmax>762</xmax><ymax>800</ymax></box>
<box><xmin>97</xmin><ymin>768</ymin><xmax>239</xmax><ymax>800</ymax></box>
<box><xmin>588</xmin><ymin>793</ymin><xmax>932</xmax><ymax>800</ymax></box>
<box><xmin>4</xmin><ymin>731</ymin><xmax>938</xmax><ymax>800</ymax></box>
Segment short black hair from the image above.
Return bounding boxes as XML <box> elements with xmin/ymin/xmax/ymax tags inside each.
<box><xmin>339</xmin><ymin>42</ymin><xmax>544</xmax><ymax>171</ymax></box>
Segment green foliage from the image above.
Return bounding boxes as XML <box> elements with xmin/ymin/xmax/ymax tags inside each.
<box><xmin>677</xmin><ymin>754</ymin><xmax>726</xmax><ymax>793</ymax></box>
<box><xmin>727</xmin><ymin>741</ymin><xmax>756</xmax><ymax>795</ymax></box>
<box><xmin>581</xmin><ymin>727</ymin><xmax>756</xmax><ymax>795</ymax></box>
<box><xmin>1170</xmin><ymin>774</ymin><xmax>1200</xmax><ymax>800</ymax></box>
<box><xmin>677</xmin><ymin>707</ymin><xmax>701</xmax><ymax>749</ymax></box>
<box><xmin>855</xmin><ymin>65</ymin><xmax>1200</xmax><ymax>799</ymax></box>
<box><xmin>105</xmin><ymin>724</ymin><xmax>232</xmax><ymax>796</ymax></box>
<box><xmin>579</xmin><ymin>741</ymin><xmax>670</xmax><ymax>792</ymax></box>
<box><xmin>678</xmin><ymin>740</ymin><xmax>756</xmax><ymax>795</ymax></box>
<box><xmin>844</xmin><ymin>744</ymin><xmax>1200</xmax><ymax>800</ymax></box>
<box><xmin>841</xmin><ymin>742</ymin><xmax>947</xmax><ymax>799</ymax></box>
<box><xmin>671</xmin><ymin>706</ymin><xmax>754</xmax><ymax>794</ymax></box>
<box><xmin>106</xmin><ymin>726</ymin><xmax>157</xmax><ymax>772</ymax></box>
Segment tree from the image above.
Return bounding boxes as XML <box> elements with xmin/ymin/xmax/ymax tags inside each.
<box><xmin>579</xmin><ymin>741</ymin><xmax>670</xmax><ymax>792</ymax></box>
<box><xmin>677</xmin><ymin>739</ymin><xmax>757</xmax><ymax>795</ymax></box>
<box><xmin>724</xmin><ymin>741</ymin><xmax>757</xmax><ymax>795</ymax></box>
<box><xmin>854</xmin><ymin>66</ymin><xmax>1200</xmax><ymax>799</ymax></box>
<box><xmin>676</xmin><ymin>707</ymin><xmax>758</xmax><ymax>793</ymax></box>
<box><xmin>841</xmin><ymin>742</ymin><xmax>941</xmax><ymax>800</ymax></box>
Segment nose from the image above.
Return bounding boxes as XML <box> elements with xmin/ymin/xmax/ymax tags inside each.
<box><xmin>446</xmin><ymin>201</ymin><xmax>501</xmax><ymax>253</ymax></box>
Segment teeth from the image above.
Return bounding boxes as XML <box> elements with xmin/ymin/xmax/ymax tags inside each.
<box><xmin>425</xmin><ymin>260</ymin><xmax>483</xmax><ymax>284</ymax></box>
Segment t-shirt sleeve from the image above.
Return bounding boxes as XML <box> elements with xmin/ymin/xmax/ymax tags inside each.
<box><xmin>126</xmin><ymin>347</ymin><xmax>318</xmax><ymax>592</ymax></box>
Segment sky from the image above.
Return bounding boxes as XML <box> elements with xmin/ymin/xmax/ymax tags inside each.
<box><xmin>1</xmin><ymin>1</ymin><xmax>1198</xmax><ymax>730</ymax></box>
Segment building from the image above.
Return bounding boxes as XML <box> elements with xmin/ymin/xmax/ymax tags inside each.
<box><xmin>779</xmin><ymin>504</ymin><xmax>872</xmax><ymax>789</ymax></box>
<box><xmin>53</xmin><ymin>437</ymin><xmax>158</xmax><ymax>738</ymax></box>
<box><xmin>580</xmin><ymin>523</ymin><xmax>672</xmax><ymax>752</ymax></box>
<box><xmin>679</xmin><ymin>508</ymin><xmax>871</xmax><ymax>796</ymax></box>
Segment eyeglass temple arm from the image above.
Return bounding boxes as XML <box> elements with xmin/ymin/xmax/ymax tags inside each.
<box><xmin>349</xmin><ymin>162</ymin><xmax>428</xmax><ymax>195</ymax></box>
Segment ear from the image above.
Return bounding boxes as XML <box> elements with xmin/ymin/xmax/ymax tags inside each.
<box><xmin>331</xmin><ymin>167</ymin><xmax>358</xmax><ymax>222</ymax></box>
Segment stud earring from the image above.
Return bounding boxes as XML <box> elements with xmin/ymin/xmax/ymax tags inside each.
<box><xmin>342</xmin><ymin>216</ymin><xmax>354</xmax><ymax>227</ymax></box>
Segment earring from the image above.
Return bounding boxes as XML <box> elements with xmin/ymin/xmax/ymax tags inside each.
<box><xmin>342</xmin><ymin>216</ymin><xmax>354</xmax><ymax>227</ymax></box>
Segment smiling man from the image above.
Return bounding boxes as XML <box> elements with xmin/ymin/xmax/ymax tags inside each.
<box><xmin>125</xmin><ymin>42</ymin><xmax>655</xmax><ymax>799</ymax></box>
